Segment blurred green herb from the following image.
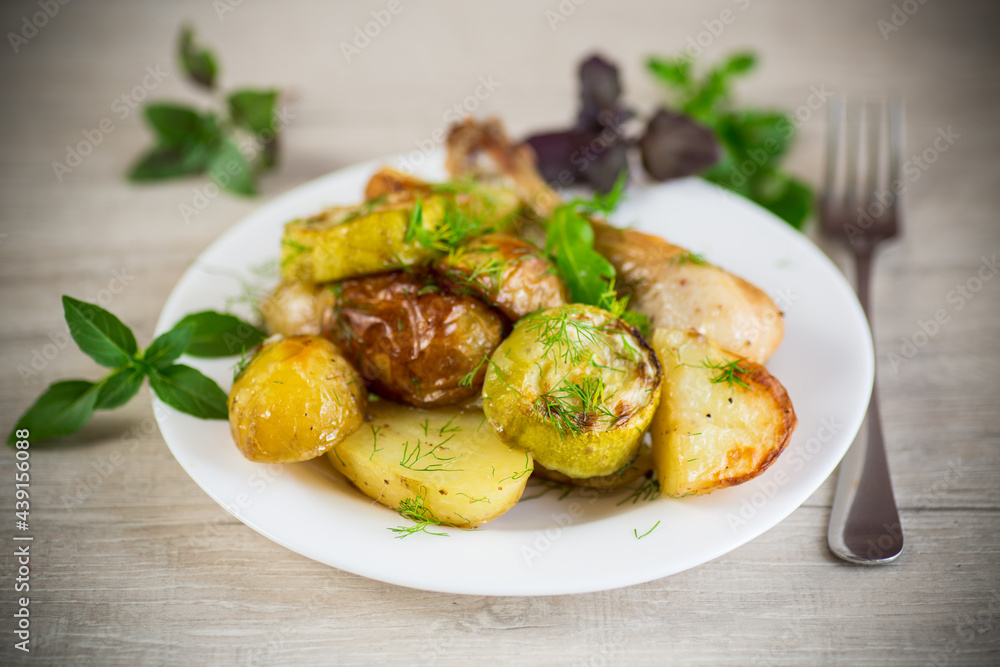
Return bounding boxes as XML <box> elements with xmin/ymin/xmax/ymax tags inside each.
<box><xmin>128</xmin><ymin>25</ymin><xmax>282</xmax><ymax>196</ymax></box>
<box><xmin>646</xmin><ymin>51</ymin><xmax>813</xmax><ymax>229</ymax></box>
<box><xmin>7</xmin><ymin>298</ymin><xmax>261</xmax><ymax>446</ymax></box>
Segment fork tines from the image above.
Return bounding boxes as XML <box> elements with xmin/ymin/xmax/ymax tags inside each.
<box><xmin>821</xmin><ymin>97</ymin><xmax>904</xmax><ymax>244</ymax></box>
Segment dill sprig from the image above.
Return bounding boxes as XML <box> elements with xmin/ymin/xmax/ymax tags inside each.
<box><xmin>522</xmin><ymin>309</ymin><xmax>609</xmax><ymax>366</ymax></box>
<box><xmin>389</xmin><ymin>493</ymin><xmax>449</xmax><ymax>538</ymax></box>
<box><xmin>616</xmin><ymin>474</ymin><xmax>661</xmax><ymax>506</ymax></box>
<box><xmin>405</xmin><ymin>195</ymin><xmax>498</xmax><ymax>254</ymax></box>
<box><xmin>671</xmin><ymin>251</ymin><xmax>708</xmax><ymax>266</ymax></box>
<box><xmin>399</xmin><ymin>435</ymin><xmax>463</xmax><ymax>473</ymax></box>
<box><xmin>702</xmin><ymin>357</ymin><xmax>755</xmax><ymax>390</ymax></box>
<box><xmin>534</xmin><ymin>376</ymin><xmax>618</xmax><ymax>436</ymax></box>
<box><xmin>634</xmin><ymin>520</ymin><xmax>661</xmax><ymax>540</ymax></box>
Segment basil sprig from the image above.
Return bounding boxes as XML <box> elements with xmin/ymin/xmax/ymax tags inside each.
<box><xmin>127</xmin><ymin>25</ymin><xmax>281</xmax><ymax>197</ymax></box>
<box><xmin>6</xmin><ymin>297</ymin><xmax>266</xmax><ymax>446</ymax></box>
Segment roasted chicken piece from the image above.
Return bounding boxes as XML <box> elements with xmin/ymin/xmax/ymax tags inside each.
<box><xmin>591</xmin><ymin>223</ymin><xmax>784</xmax><ymax>364</ymax></box>
<box><xmin>444</xmin><ymin>118</ymin><xmax>785</xmax><ymax>362</ymax></box>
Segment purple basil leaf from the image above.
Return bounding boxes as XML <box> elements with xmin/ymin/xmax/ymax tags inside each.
<box><xmin>576</xmin><ymin>54</ymin><xmax>634</xmax><ymax>133</ymax></box>
<box><xmin>579</xmin><ymin>138</ymin><xmax>629</xmax><ymax>193</ymax></box>
<box><xmin>639</xmin><ymin>108</ymin><xmax>721</xmax><ymax>181</ymax></box>
<box><xmin>579</xmin><ymin>54</ymin><xmax>621</xmax><ymax>114</ymax></box>
<box><xmin>524</xmin><ymin>130</ymin><xmax>590</xmax><ymax>186</ymax></box>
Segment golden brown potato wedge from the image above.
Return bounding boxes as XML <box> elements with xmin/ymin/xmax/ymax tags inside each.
<box><xmin>649</xmin><ymin>328</ymin><xmax>796</xmax><ymax>497</ymax></box>
<box><xmin>328</xmin><ymin>400</ymin><xmax>534</xmax><ymax>528</ymax></box>
<box><xmin>228</xmin><ymin>336</ymin><xmax>367</xmax><ymax>463</ymax></box>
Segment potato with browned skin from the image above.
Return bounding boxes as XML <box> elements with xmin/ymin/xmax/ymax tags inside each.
<box><xmin>328</xmin><ymin>271</ymin><xmax>504</xmax><ymax>408</ymax></box>
<box><xmin>434</xmin><ymin>233</ymin><xmax>568</xmax><ymax>321</ymax></box>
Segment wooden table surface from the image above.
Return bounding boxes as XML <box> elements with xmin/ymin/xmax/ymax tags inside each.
<box><xmin>2</xmin><ymin>0</ymin><xmax>998</xmax><ymax>664</ymax></box>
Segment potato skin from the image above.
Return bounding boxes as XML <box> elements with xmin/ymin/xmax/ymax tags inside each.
<box><xmin>649</xmin><ymin>328</ymin><xmax>796</xmax><ymax>497</ymax></box>
<box><xmin>228</xmin><ymin>335</ymin><xmax>367</xmax><ymax>463</ymax></box>
<box><xmin>434</xmin><ymin>233</ymin><xmax>568</xmax><ymax>320</ymax></box>
<box><xmin>328</xmin><ymin>271</ymin><xmax>504</xmax><ymax>408</ymax></box>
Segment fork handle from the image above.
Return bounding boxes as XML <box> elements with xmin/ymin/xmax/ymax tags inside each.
<box><xmin>827</xmin><ymin>247</ymin><xmax>904</xmax><ymax>563</ymax></box>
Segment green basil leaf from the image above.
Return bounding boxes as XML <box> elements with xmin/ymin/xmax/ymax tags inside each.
<box><xmin>7</xmin><ymin>380</ymin><xmax>100</xmax><ymax>445</ymax></box>
<box><xmin>95</xmin><ymin>366</ymin><xmax>146</xmax><ymax>410</ymax></box>
<box><xmin>149</xmin><ymin>364</ymin><xmax>228</xmax><ymax>420</ymax></box>
<box><xmin>143</xmin><ymin>104</ymin><xmax>205</xmax><ymax>147</ymax></box>
<box><xmin>178</xmin><ymin>25</ymin><xmax>217</xmax><ymax>89</ymax></box>
<box><xmin>62</xmin><ymin>296</ymin><xmax>138</xmax><ymax>368</ymax></box>
<box><xmin>173</xmin><ymin>311</ymin><xmax>266</xmax><ymax>357</ymax></box>
<box><xmin>228</xmin><ymin>89</ymin><xmax>278</xmax><ymax>136</ymax></box>
<box><xmin>646</xmin><ymin>57</ymin><xmax>691</xmax><ymax>90</ymax></box>
<box><xmin>753</xmin><ymin>172</ymin><xmax>813</xmax><ymax>230</ymax></box>
<box><xmin>144</xmin><ymin>325</ymin><xmax>194</xmax><ymax>368</ymax></box>
<box><xmin>128</xmin><ymin>143</ymin><xmax>212</xmax><ymax>181</ymax></box>
<box><xmin>546</xmin><ymin>208</ymin><xmax>615</xmax><ymax>306</ymax></box>
<box><xmin>719</xmin><ymin>52</ymin><xmax>757</xmax><ymax>77</ymax></box>
<box><xmin>207</xmin><ymin>140</ymin><xmax>257</xmax><ymax>196</ymax></box>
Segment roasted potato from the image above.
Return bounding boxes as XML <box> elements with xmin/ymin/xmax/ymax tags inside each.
<box><xmin>433</xmin><ymin>233</ymin><xmax>568</xmax><ymax>320</ymax></box>
<box><xmin>328</xmin><ymin>400</ymin><xmax>534</xmax><ymax>527</ymax></box>
<box><xmin>228</xmin><ymin>335</ymin><xmax>367</xmax><ymax>463</ymax></box>
<box><xmin>260</xmin><ymin>280</ymin><xmax>335</xmax><ymax>337</ymax></box>
<box><xmin>328</xmin><ymin>271</ymin><xmax>505</xmax><ymax>408</ymax></box>
<box><xmin>482</xmin><ymin>304</ymin><xmax>662</xmax><ymax>479</ymax></box>
<box><xmin>649</xmin><ymin>328</ymin><xmax>796</xmax><ymax>497</ymax></box>
<box><xmin>592</xmin><ymin>224</ymin><xmax>784</xmax><ymax>364</ymax></box>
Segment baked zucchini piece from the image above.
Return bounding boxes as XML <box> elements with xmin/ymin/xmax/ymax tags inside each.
<box><xmin>482</xmin><ymin>304</ymin><xmax>662</xmax><ymax>479</ymax></box>
<box><xmin>280</xmin><ymin>181</ymin><xmax>521</xmax><ymax>284</ymax></box>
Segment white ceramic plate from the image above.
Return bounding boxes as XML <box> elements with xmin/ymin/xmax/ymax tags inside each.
<box><xmin>153</xmin><ymin>154</ymin><xmax>873</xmax><ymax>596</ymax></box>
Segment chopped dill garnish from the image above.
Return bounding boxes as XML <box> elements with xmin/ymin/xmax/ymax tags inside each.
<box><xmin>369</xmin><ymin>425</ymin><xmax>383</xmax><ymax>462</ymax></box>
<box><xmin>459</xmin><ymin>354</ymin><xmax>491</xmax><ymax>388</ymax></box>
<box><xmin>534</xmin><ymin>376</ymin><xmax>617</xmax><ymax>436</ymax></box>
<box><xmin>232</xmin><ymin>347</ymin><xmax>253</xmax><ymax>382</ymax></box>
<box><xmin>634</xmin><ymin>520</ymin><xmax>661</xmax><ymax>540</ymax></box>
<box><xmin>495</xmin><ymin>451</ymin><xmax>534</xmax><ymax>485</ymax></box>
<box><xmin>672</xmin><ymin>251</ymin><xmax>709</xmax><ymax>266</ymax></box>
<box><xmin>616</xmin><ymin>474</ymin><xmax>661</xmax><ymax>506</ymax></box>
<box><xmin>399</xmin><ymin>437</ymin><xmax>463</xmax><ymax>472</ymax></box>
<box><xmin>703</xmin><ymin>357</ymin><xmax>756</xmax><ymax>390</ymax></box>
<box><xmin>389</xmin><ymin>493</ymin><xmax>449</xmax><ymax>538</ymax></box>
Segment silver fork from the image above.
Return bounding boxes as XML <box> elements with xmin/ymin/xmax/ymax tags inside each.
<box><xmin>821</xmin><ymin>98</ymin><xmax>904</xmax><ymax>564</ymax></box>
